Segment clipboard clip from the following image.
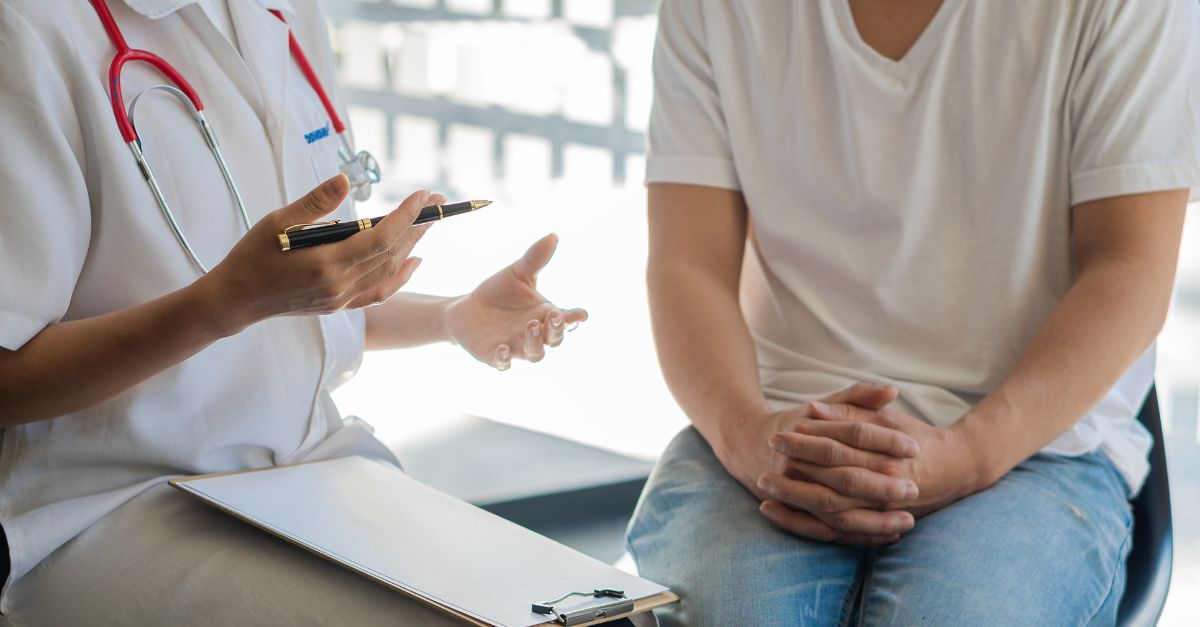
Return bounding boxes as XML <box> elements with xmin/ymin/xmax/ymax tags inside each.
<box><xmin>532</xmin><ymin>588</ymin><xmax>634</xmax><ymax>625</ymax></box>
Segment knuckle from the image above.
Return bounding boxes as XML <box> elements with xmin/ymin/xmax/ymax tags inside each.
<box><xmin>877</xmin><ymin>460</ymin><xmax>905</xmax><ymax>477</ymax></box>
<box><xmin>814</xmin><ymin>440</ymin><xmax>839</xmax><ymax>466</ymax></box>
<box><xmin>848</xmin><ymin>422</ymin><xmax>871</xmax><ymax>443</ymax></box>
<box><xmin>831</xmin><ymin>511</ymin><xmax>856</xmax><ymax>531</ymax></box>
<box><xmin>386</xmin><ymin>256</ymin><xmax>405</xmax><ymax>276</ymax></box>
<box><xmin>840</xmin><ymin>470</ymin><xmax>863</xmax><ymax>494</ymax></box>
<box><xmin>884</xmin><ymin>434</ymin><xmax>909</xmax><ymax>455</ymax></box>
<box><xmin>306</xmin><ymin>193</ymin><xmax>327</xmax><ymax>214</ymax></box>
<box><xmin>308</xmin><ymin>262</ymin><xmax>336</xmax><ymax>283</ymax></box>
<box><xmin>319</xmin><ymin>282</ymin><xmax>344</xmax><ymax>301</ymax></box>
<box><xmin>817</xmin><ymin>492</ymin><xmax>841</xmax><ymax>514</ymax></box>
<box><xmin>876</xmin><ymin>409</ymin><xmax>901</xmax><ymax>427</ymax></box>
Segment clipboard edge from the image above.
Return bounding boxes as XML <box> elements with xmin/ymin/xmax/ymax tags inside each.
<box><xmin>169</xmin><ymin>475</ymin><xmax>492</xmax><ymax>626</ymax></box>
<box><xmin>169</xmin><ymin>459</ymin><xmax>679</xmax><ymax>627</ymax></box>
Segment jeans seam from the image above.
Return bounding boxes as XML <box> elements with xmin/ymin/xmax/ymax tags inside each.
<box><xmin>854</xmin><ymin>548</ymin><xmax>877</xmax><ymax>627</ymax></box>
<box><xmin>837</xmin><ymin>549</ymin><xmax>872</xmax><ymax>627</ymax></box>
<box><xmin>1083</xmin><ymin>515</ymin><xmax>1135</xmax><ymax>626</ymax></box>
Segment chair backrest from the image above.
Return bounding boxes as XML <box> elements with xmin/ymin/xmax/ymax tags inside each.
<box><xmin>1117</xmin><ymin>387</ymin><xmax>1173</xmax><ymax>626</ymax></box>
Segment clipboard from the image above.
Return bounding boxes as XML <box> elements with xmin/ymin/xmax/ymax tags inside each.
<box><xmin>169</xmin><ymin>456</ymin><xmax>677</xmax><ymax>626</ymax></box>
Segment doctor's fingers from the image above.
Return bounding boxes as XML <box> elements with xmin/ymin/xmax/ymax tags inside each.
<box><xmin>336</xmin><ymin>189</ymin><xmax>431</xmax><ymax>266</ymax></box>
<box><xmin>268</xmin><ymin>173</ymin><xmax>350</xmax><ymax>228</ymax></box>
<box><xmin>521</xmin><ymin>319</ymin><xmax>546</xmax><ymax>362</ymax></box>
<box><xmin>543</xmin><ymin>310</ymin><xmax>565</xmax><ymax>347</ymax></box>
<box><xmin>543</xmin><ymin>308</ymin><xmax>588</xmax><ymax>347</ymax></box>
<box><xmin>345</xmin><ymin>220</ymin><xmax>432</xmax><ymax>284</ymax></box>
<box><xmin>344</xmin><ymin>255</ymin><xmax>424</xmax><ymax>309</ymax></box>
<box><xmin>489</xmin><ymin>344</ymin><xmax>513</xmax><ymax>371</ymax></box>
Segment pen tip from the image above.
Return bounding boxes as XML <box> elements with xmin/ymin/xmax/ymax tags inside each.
<box><xmin>470</xmin><ymin>200</ymin><xmax>493</xmax><ymax>210</ymax></box>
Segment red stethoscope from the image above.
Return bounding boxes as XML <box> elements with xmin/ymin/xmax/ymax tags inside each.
<box><xmin>88</xmin><ymin>0</ymin><xmax>380</xmax><ymax>273</ymax></box>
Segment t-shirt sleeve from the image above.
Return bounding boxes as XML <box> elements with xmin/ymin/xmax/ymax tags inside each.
<box><xmin>644</xmin><ymin>0</ymin><xmax>739</xmax><ymax>190</ymax></box>
<box><xmin>1068</xmin><ymin>0</ymin><xmax>1200</xmax><ymax>205</ymax></box>
<box><xmin>0</xmin><ymin>2</ymin><xmax>91</xmax><ymax>350</ymax></box>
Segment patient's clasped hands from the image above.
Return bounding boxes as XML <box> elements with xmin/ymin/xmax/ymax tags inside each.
<box><xmin>727</xmin><ymin>383</ymin><xmax>986</xmax><ymax>546</ymax></box>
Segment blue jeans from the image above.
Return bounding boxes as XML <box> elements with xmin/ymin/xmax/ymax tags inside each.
<box><xmin>627</xmin><ymin>428</ymin><xmax>1133</xmax><ymax>626</ymax></box>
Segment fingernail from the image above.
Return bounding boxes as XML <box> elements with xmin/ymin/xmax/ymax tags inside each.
<box><xmin>905</xmin><ymin>482</ymin><xmax>919</xmax><ymax>500</ymax></box>
<box><xmin>811</xmin><ymin>401</ymin><xmax>831</xmax><ymax>414</ymax></box>
<box><xmin>768</xmin><ymin>436</ymin><xmax>784</xmax><ymax>451</ymax></box>
<box><xmin>756</xmin><ymin>477</ymin><xmax>772</xmax><ymax>493</ymax></box>
<box><xmin>550</xmin><ymin>313</ymin><xmax>563</xmax><ymax>327</ymax></box>
<box><xmin>904</xmin><ymin>442</ymin><xmax>921</xmax><ymax>457</ymax></box>
<box><xmin>530</xmin><ymin>323</ymin><xmax>540</xmax><ymax>338</ymax></box>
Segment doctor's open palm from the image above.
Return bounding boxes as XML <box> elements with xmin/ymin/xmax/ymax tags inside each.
<box><xmin>442</xmin><ymin>234</ymin><xmax>588</xmax><ymax>370</ymax></box>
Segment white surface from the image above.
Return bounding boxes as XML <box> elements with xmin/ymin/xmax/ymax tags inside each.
<box><xmin>645</xmin><ymin>0</ymin><xmax>1200</xmax><ymax>495</ymax></box>
<box><xmin>174</xmin><ymin>456</ymin><xmax>668</xmax><ymax>627</ymax></box>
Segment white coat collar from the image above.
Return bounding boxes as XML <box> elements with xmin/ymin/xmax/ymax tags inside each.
<box><xmin>121</xmin><ymin>0</ymin><xmax>294</xmax><ymax>20</ymax></box>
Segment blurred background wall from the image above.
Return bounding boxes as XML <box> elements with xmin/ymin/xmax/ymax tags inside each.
<box><xmin>321</xmin><ymin>1</ymin><xmax>1200</xmax><ymax>622</ymax></box>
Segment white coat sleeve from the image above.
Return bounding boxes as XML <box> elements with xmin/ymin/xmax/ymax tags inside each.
<box><xmin>644</xmin><ymin>0</ymin><xmax>739</xmax><ymax>191</ymax></box>
<box><xmin>0</xmin><ymin>1</ymin><xmax>91</xmax><ymax>350</ymax></box>
<box><xmin>1068</xmin><ymin>0</ymin><xmax>1200</xmax><ymax>206</ymax></box>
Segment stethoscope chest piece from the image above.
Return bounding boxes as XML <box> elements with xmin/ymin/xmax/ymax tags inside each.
<box><xmin>338</xmin><ymin>138</ymin><xmax>381</xmax><ymax>202</ymax></box>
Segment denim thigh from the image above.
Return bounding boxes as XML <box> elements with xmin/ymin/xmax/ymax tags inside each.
<box><xmin>861</xmin><ymin>451</ymin><xmax>1133</xmax><ymax>626</ymax></box>
<box><xmin>627</xmin><ymin>427</ymin><xmax>865</xmax><ymax>627</ymax></box>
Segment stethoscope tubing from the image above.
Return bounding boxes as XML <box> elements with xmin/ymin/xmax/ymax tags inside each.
<box><xmin>88</xmin><ymin>0</ymin><xmax>376</xmax><ymax>274</ymax></box>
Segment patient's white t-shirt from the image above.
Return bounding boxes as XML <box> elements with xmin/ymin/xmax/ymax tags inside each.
<box><xmin>646</xmin><ymin>0</ymin><xmax>1200</xmax><ymax>494</ymax></box>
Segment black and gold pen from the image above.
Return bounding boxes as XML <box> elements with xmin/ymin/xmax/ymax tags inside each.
<box><xmin>278</xmin><ymin>200</ymin><xmax>492</xmax><ymax>251</ymax></box>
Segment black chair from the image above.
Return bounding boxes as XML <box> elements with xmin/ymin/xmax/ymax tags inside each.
<box><xmin>1117</xmin><ymin>387</ymin><xmax>1173</xmax><ymax>626</ymax></box>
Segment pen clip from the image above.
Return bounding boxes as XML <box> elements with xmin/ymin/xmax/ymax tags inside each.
<box><xmin>284</xmin><ymin>219</ymin><xmax>340</xmax><ymax>233</ymax></box>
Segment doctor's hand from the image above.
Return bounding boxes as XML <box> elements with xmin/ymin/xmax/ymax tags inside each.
<box><xmin>201</xmin><ymin>174</ymin><xmax>431</xmax><ymax>332</ymax></box>
<box><xmin>441</xmin><ymin>234</ymin><xmax>588</xmax><ymax>370</ymax></box>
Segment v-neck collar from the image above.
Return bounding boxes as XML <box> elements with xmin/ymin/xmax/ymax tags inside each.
<box><xmin>830</xmin><ymin>0</ymin><xmax>960</xmax><ymax>76</ymax></box>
